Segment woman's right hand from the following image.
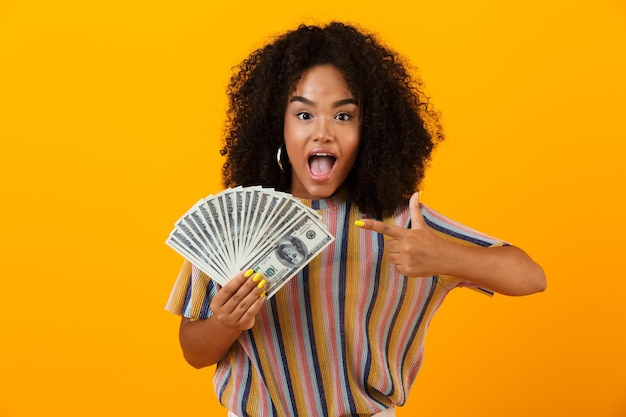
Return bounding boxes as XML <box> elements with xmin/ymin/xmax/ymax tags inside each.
<box><xmin>179</xmin><ymin>270</ymin><xmax>267</xmax><ymax>368</ymax></box>
<box><xmin>210</xmin><ymin>269</ymin><xmax>267</xmax><ymax>331</ymax></box>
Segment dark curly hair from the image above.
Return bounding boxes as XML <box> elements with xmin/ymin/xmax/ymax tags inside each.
<box><xmin>221</xmin><ymin>21</ymin><xmax>444</xmax><ymax>217</ymax></box>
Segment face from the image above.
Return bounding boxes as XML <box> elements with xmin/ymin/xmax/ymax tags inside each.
<box><xmin>284</xmin><ymin>64</ymin><xmax>361</xmax><ymax>200</ymax></box>
<box><xmin>281</xmin><ymin>244</ymin><xmax>304</xmax><ymax>265</ymax></box>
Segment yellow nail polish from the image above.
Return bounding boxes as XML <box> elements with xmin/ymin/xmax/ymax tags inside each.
<box><xmin>260</xmin><ymin>291</ymin><xmax>266</xmax><ymax>298</ymax></box>
<box><xmin>252</xmin><ymin>272</ymin><xmax>262</xmax><ymax>282</ymax></box>
<box><xmin>418</xmin><ymin>190</ymin><xmax>423</xmax><ymax>202</ymax></box>
<box><xmin>244</xmin><ymin>269</ymin><xmax>254</xmax><ymax>278</ymax></box>
<box><xmin>257</xmin><ymin>279</ymin><xmax>266</xmax><ymax>289</ymax></box>
<box><xmin>355</xmin><ymin>220</ymin><xmax>365</xmax><ymax>227</ymax></box>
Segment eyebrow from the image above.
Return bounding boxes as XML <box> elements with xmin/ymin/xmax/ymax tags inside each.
<box><xmin>289</xmin><ymin>96</ymin><xmax>359</xmax><ymax>108</ymax></box>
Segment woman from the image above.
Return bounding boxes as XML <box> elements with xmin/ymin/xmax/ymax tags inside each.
<box><xmin>166</xmin><ymin>22</ymin><xmax>546</xmax><ymax>417</ymax></box>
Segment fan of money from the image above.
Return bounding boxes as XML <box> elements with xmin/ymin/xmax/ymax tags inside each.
<box><xmin>166</xmin><ymin>186</ymin><xmax>335</xmax><ymax>298</ymax></box>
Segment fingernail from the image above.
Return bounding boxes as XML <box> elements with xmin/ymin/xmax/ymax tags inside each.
<box><xmin>257</xmin><ymin>279</ymin><xmax>266</xmax><ymax>289</ymax></box>
<box><xmin>259</xmin><ymin>291</ymin><xmax>266</xmax><ymax>298</ymax></box>
<box><xmin>252</xmin><ymin>272</ymin><xmax>262</xmax><ymax>282</ymax></box>
<box><xmin>418</xmin><ymin>190</ymin><xmax>422</xmax><ymax>202</ymax></box>
<box><xmin>354</xmin><ymin>220</ymin><xmax>365</xmax><ymax>227</ymax></box>
<box><xmin>244</xmin><ymin>269</ymin><xmax>254</xmax><ymax>278</ymax></box>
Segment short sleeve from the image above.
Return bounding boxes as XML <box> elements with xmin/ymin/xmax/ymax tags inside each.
<box><xmin>419</xmin><ymin>204</ymin><xmax>510</xmax><ymax>296</ymax></box>
<box><xmin>165</xmin><ymin>260</ymin><xmax>219</xmax><ymax>319</ymax></box>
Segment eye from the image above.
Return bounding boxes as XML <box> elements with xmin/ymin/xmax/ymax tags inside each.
<box><xmin>335</xmin><ymin>112</ymin><xmax>352</xmax><ymax>121</ymax></box>
<box><xmin>297</xmin><ymin>111</ymin><xmax>312</xmax><ymax>120</ymax></box>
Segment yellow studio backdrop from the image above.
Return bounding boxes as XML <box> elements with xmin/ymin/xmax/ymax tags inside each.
<box><xmin>1</xmin><ymin>0</ymin><xmax>624</xmax><ymax>416</ymax></box>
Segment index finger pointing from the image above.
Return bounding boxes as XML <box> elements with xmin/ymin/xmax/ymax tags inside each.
<box><xmin>355</xmin><ymin>219</ymin><xmax>404</xmax><ymax>238</ymax></box>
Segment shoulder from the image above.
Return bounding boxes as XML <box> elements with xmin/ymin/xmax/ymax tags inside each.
<box><xmin>419</xmin><ymin>204</ymin><xmax>507</xmax><ymax>248</ymax></box>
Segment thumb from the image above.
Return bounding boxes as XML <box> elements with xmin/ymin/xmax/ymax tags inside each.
<box><xmin>409</xmin><ymin>191</ymin><xmax>426</xmax><ymax>230</ymax></box>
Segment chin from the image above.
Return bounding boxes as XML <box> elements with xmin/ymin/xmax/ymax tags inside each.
<box><xmin>293</xmin><ymin>185</ymin><xmax>337</xmax><ymax>200</ymax></box>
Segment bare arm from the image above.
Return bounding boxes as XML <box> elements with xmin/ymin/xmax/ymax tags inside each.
<box><xmin>356</xmin><ymin>192</ymin><xmax>546</xmax><ymax>296</ymax></box>
<box><xmin>426</xmin><ymin>240</ymin><xmax>546</xmax><ymax>296</ymax></box>
<box><xmin>179</xmin><ymin>270</ymin><xmax>267</xmax><ymax>368</ymax></box>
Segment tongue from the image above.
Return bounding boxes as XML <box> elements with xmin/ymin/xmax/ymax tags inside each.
<box><xmin>310</xmin><ymin>156</ymin><xmax>334</xmax><ymax>176</ymax></box>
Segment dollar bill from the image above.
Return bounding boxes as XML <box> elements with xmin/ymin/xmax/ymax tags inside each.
<box><xmin>166</xmin><ymin>186</ymin><xmax>335</xmax><ymax>297</ymax></box>
<box><xmin>240</xmin><ymin>211</ymin><xmax>334</xmax><ymax>297</ymax></box>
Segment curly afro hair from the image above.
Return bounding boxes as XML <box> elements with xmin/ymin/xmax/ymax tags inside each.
<box><xmin>221</xmin><ymin>21</ymin><xmax>444</xmax><ymax>218</ymax></box>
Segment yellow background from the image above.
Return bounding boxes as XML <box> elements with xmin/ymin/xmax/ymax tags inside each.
<box><xmin>1</xmin><ymin>0</ymin><xmax>625</xmax><ymax>416</ymax></box>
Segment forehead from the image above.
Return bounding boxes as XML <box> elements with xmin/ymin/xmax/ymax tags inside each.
<box><xmin>291</xmin><ymin>65</ymin><xmax>354</xmax><ymax>98</ymax></box>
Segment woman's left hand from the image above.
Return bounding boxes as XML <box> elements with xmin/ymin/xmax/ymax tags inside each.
<box><xmin>356</xmin><ymin>192</ymin><xmax>446</xmax><ymax>277</ymax></box>
<box><xmin>357</xmin><ymin>192</ymin><xmax>546</xmax><ymax>295</ymax></box>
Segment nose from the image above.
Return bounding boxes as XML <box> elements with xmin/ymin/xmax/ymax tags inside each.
<box><xmin>313</xmin><ymin>117</ymin><xmax>334</xmax><ymax>142</ymax></box>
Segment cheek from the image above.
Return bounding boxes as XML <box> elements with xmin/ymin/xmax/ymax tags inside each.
<box><xmin>346</xmin><ymin>132</ymin><xmax>361</xmax><ymax>163</ymax></box>
<box><xmin>283</xmin><ymin>119</ymin><xmax>291</xmax><ymax>142</ymax></box>
<box><xmin>283</xmin><ymin>120</ymin><xmax>305</xmax><ymax>146</ymax></box>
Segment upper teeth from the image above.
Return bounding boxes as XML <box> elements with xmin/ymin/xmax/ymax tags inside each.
<box><xmin>313</xmin><ymin>153</ymin><xmax>332</xmax><ymax>157</ymax></box>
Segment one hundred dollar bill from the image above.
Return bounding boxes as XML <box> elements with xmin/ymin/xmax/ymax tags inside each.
<box><xmin>166</xmin><ymin>187</ymin><xmax>335</xmax><ymax>298</ymax></box>
<box><xmin>240</xmin><ymin>211</ymin><xmax>334</xmax><ymax>297</ymax></box>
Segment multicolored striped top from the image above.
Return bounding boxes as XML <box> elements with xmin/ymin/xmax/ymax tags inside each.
<box><xmin>166</xmin><ymin>192</ymin><xmax>505</xmax><ymax>416</ymax></box>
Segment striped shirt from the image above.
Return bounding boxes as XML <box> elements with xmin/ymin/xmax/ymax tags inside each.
<box><xmin>166</xmin><ymin>193</ymin><xmax>505</xmax><ymax>416</ymax></box>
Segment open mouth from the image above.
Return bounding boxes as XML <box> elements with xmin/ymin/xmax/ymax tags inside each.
<box><xmin>308</xmin><ymin>153</ymin><xmax>337</xmax><ymax>176</ymax></box>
